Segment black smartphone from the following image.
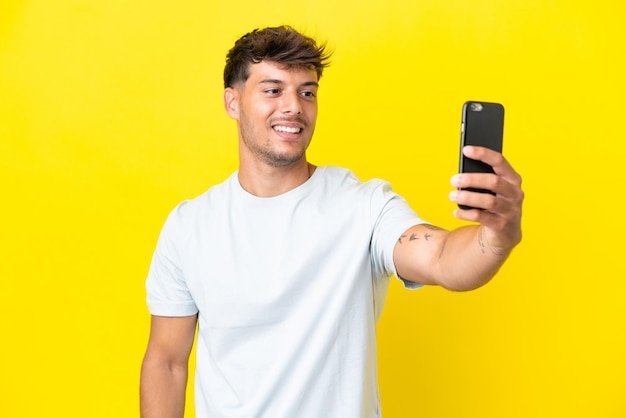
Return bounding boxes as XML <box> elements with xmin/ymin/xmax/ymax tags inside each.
<box><xmin>458</xmin><ymin>101</ymin><xmax>504</xmax><ymax>210</ymax></box>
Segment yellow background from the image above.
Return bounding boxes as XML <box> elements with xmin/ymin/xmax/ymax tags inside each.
<box><xmin>1</xmin><ymin>0</ymin><xmax>625</xmax><ymax>417</ymax></box>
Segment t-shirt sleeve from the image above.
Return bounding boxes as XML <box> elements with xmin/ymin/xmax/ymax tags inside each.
<box><xmin>369</xmin><ymin>181</ymin><xmax>427</xmax><ymax>290</ymax></box>
<box><xmin>145</xmin><ymin>204</ymin><xmax>199</xmax><ymax>316</ymax></box>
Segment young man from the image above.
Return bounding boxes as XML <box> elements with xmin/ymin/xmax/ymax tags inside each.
<box><xmin>140</xmin><ymin>26</ymin><xmax>524</xmax><ymax>418</ymax></box>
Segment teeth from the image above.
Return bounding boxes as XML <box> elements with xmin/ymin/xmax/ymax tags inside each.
<box><xmin>274</xmin><ymin>125</ymin><xmax>301</xmax><ymax>134</ymax></box>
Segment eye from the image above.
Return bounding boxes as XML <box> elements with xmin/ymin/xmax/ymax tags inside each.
<box><xmin>301</xmin><ymin>90</ymin><xmax>317</xmax><ymax>99</ymax></box>
<box><xmin>264</xmin><ymin>88</ymin><xmax>281</xmax><ymax>95</ymax></box>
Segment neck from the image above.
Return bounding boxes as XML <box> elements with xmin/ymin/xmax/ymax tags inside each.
<box><xmin>238</xmin><ymin>158</ymin><xmax>316</xmax><ymax>198</ymax></box>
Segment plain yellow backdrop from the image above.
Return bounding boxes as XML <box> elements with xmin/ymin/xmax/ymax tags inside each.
<box><xmin>1</xmin><ymin>0</ymin><xmax>625</xmax><ymax>417</ymax></box>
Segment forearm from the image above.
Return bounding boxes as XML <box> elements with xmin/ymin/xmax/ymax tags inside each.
<box><xmin>435</xmin><ymin>225</ymin><xmax>511</xmax><ymax>291</ymax></box>
<box><xmin>140</xmin><ymin>358</ymin><xmax>188</xmax><ymax>418</ymax></box>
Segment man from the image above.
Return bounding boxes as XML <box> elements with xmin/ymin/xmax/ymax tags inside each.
<box><xmin>140</xmin><ymin>26</ymin><xmax>523</xmax><ymax>418</ymax></box>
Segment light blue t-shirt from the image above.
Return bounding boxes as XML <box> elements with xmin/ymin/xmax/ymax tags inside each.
<box><xmin>146</xmin><ymin>166</ymin><xmax>425</xmax><ymax>417</ymax></box>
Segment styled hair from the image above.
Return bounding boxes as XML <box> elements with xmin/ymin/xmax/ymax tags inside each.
<box><xmin>224</xmin><ymin>25</ymin><xmax>332</xmax><ymax>88</ymax></box>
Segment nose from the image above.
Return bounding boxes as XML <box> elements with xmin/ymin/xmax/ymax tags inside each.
<box><xmin>280</xmin><ymin>91</ymin><xmax>302</xmax><ymax>115</ymax></box>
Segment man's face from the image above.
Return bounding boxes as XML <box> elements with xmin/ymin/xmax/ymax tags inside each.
<box><xmin>224</xmin><ymin>60</ymin><xmax>319</xmax><ymax>168</ymax></box>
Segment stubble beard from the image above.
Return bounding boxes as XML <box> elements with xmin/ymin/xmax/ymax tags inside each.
<box><xmin>239</xmin><ymin>111</ymin><xmax>309</xmax><ymax>168</ymax></box>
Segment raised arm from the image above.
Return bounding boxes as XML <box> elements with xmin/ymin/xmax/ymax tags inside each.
<box><xmin>140</xmin><ymin>314</ymin><xmax>198</xmax><ymax>418</ymax></box>
<box><xmin>394</xmin><ymin>146</ymin><xmax>524</xmax><ymax>291</ymax></box>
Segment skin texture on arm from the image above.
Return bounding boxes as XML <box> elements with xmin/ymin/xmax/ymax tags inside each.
<box><xmin>140</xmin><ymin>314</ymin><xmax>198</xmax><ymax>418</ymax></box>
<box><xmin>394</xmin><ymin>146</ymin><xmax>524</xmax><ymax>291</ymax></box>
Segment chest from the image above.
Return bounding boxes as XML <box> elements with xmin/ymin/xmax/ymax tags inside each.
<box><xmin>179</xmin><ymin>198</ymin><xmax>374</xmax><ymax>327</ymax></box>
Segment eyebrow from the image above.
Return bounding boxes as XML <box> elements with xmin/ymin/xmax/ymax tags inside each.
<box><xmin>259</xmin><ymin>79</ymin><xmax>319</xmax><ymax>88</ymax></box>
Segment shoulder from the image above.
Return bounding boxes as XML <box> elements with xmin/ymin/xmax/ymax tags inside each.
<box><xmin>315</xmin><ymin>166</ymin><xmax>410</xmax><ymax>220</ymax></box>
<box><xmin>163</xmin><ymin>173</ymin><xmax>235</xmax><ymax>231</ymax></box>
<box><xmin>317</xmin><ymin>166</ymin><xmax>389</xmax><ymax>193</ymax></box>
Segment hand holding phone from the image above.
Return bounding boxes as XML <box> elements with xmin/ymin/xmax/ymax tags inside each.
<box><xmin>458</xmin><ymin>101</ymin><xmax>504</xmax><ymax>210</ymax></box>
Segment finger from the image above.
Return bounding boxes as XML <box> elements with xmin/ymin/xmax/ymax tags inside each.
<box><xmin>451</xmin><ymin>189</ymin><xmax>521</xmax><ymax>239</ymax></box>
<box><xmin>450</xmin><ymin>176</ymin><xmax>522</xmax><ymax>216</ymax></box>
<box><xmin>452</xmin><ymin>173</ymin><xmax>515</xmax><ymax>205</ymax></box>
<box><xmin>449</xmin><ymin>188</ymin><xmax>498</xmax><ymax>212</ymax></box>
<box><xmin>462</xmin><ymin>146</ymin><xmax>522</xmax><ymax>187</ymax></box>
<box><xmin>453</xmin><ymin>205</ymin><xmax>493</xmax><ymax>222</ymax></box>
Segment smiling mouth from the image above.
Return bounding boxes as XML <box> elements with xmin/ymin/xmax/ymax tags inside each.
<box><xmin>273</xmin><ymin>125</ymin><xmax>303</xmax><ymax>134</ymax></box>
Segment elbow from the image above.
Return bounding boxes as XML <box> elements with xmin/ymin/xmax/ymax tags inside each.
<box><xmin>437</xmin><ymin>273</ymin><xmax>496</xmax><ymax>292</ymax></box>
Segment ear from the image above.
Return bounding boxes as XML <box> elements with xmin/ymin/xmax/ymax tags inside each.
<box><xmin>223</xmin><ymin>87</ymin><xmax>240</xmax><ymax>120</ymax></box>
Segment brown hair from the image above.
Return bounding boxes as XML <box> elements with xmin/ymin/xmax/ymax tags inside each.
<box><xmin>224</xmin><ymin>25</ymin><xmax>332</xmax><ymax>88</ymax></box>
